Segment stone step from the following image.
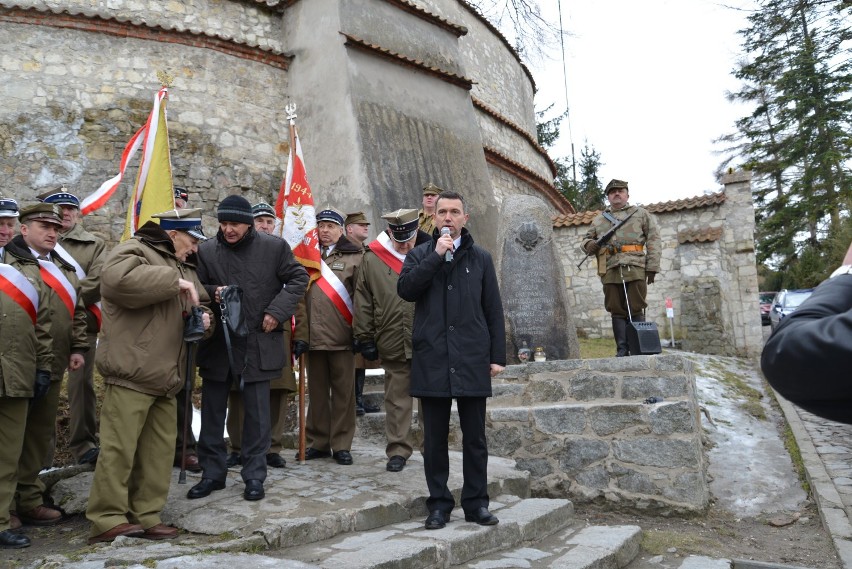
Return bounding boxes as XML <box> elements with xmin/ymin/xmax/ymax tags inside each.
<box><xmin>271</xmin><ymin>495</ymin><xmax>575</xmax><ymax>567</ymax></box>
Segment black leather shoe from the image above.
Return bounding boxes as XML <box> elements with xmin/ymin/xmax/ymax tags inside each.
<box><xmin>333</xmin><ymin>450</ymin><xmax>353</xmax><ymax>465</ymax></box>
<box><xmin>0</xmin><ymin>529</ymin><xmax>30</xmax><ymax>549</ymax></box>
<box><xmin>226</xmin><ymin>452</ymin><xmax>241</xmax><ymax>468</ymax></box>
<box><xmin>424</xmin><ymin>510</ymin><xmax>450</xmax><ymax>530</ymax></box>
<box><xmin>297</xmin><ymin>448</ymin><xmax>331</xmax><ymax>460</ymax></box>
<box><xmin>243</xmin><ymin>480</ymin><xmax>265</xmax><ymax>501</ymax></box>
<box><xmin>464</xmin><ymin>507</ymin><xmax>499</xmax><ymax>526</ymax></box>
<box><xmin>186</xmin><ymin>478</ymin><xmax>226</xmax><ymax>499</ymax></box>
<box><xmin>78</xmin><ymin>447</ymin><xmax>99</xmax><ymax>465</ymax></box>
<box><xmin>363</xmin><ymin>402</ymin><xmax>380</xmax><ymax>413</ymax></box>
<box><xmin>266</xmin><ymin>453</ymin><xmax>286</xmax><ymax>468</ymax></box>
<box><xmin>355</xmin><ymin>404</ymin><xmax>365</xmax><ymax>417</ymax></box>
<box><xmin>386</xmin><ymin>455</ymin><xmax>406</xmax><ymax>472</ymax></box>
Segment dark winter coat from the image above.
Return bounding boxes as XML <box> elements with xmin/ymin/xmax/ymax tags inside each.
<box><xmin>196</xmin><ymin>226</ymin><xmax>308</xmax><ymax>383</ymax></box>
<box><xmin>397</xmin><ymin>228</ymin><xmax>506</xmax><ymax>398</ymax></box>
<box><xmin>761</xmin><ymin>274</ymin><xmax>852</xmax><ymax>424</ymax></box>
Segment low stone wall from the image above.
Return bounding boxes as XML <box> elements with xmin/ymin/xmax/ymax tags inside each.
<box><xmin>354</xmin><ymin>354</ymin><xmax>709</xmax><ymax>513</ymax></box>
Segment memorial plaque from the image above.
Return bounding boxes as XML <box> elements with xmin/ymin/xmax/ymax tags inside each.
<box><xmin>498</xmin><ymin>195</ymin><xmax>579</xmax><ymax>362</ymax></box>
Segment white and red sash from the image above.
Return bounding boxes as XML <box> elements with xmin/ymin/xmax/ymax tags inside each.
<box><xmin>368</xmin><ymin>231</ymin><xmax>405</xmax><ymax>275</ymax></box>
<box><xmin>316</xmin><ymin>260</ymin><xmax>353</xmax><ymax>326</ymax></box>
<box><xmin>54</xmin><ymin>243</ymin><xmax>102</xmax><ymax>329</ymax></box>
<box><xmin>38</xmin><ymin>259</ymin><xmax>77</xmax><ymax>318</ymax></box>
<box><xmin>0</xmin><ymin>263</ymin><xmax>39</xmax><ymax>325</ymax></box>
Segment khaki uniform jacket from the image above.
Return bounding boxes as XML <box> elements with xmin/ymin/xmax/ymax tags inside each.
<box><xmin>0</xmin><ymin>242</ymin><xmax>53</xmax><ymax>397</ymax></box>
<box><xmin>353</xmin><ymin>242</ymin><xmax>415</xmax><ymax>362</ymax></box>
<box><xmin>294</xmin><ymin>235</ymin><xmax>362</xmax><ymax>351</ymax></box>
<box><xmin>58</xmin><ymin>223</ymin><xmax>107</xmax><ymax>333</ymax></box>
<box><xmin>418</xmin><ymin>210</ymin><xmax>436</xmax><ymax>236</ymax></box>
<box><xmin>96</xmin><ymin>222</ymin><xmax>213</xmax><ymax>398</ymax></box>
<box><xmin>12</xmin><ymin>235</ymin><xmax>88</xmax><ymax>382</ymax></box>
<box><xmin>581</xmin><ymin>204</ymin><xmax>661</xmax><ymax>282</ymax></box>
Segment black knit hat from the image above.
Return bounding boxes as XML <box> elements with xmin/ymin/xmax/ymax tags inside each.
<box><xmin>217</xmin><ymin>195</ymin><xmax>253</xmax><ymax>224</ymax></box>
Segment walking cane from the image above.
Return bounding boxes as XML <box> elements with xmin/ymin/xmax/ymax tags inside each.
<box><xmin>298</xmin><ymin>353</ymin><xmax>306</xmax><ymax>465</ymax></box>
<box><xmin>178</xmin><ymin>340</ymin><xmax>198</xmax><ymax>484</ymax></box>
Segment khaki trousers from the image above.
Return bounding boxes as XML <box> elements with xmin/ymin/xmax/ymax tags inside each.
<box><xmin>86</xmin><ymin>385</ymin><xmax>176</xmax><ymax>536</ymax></box>
<box><xmin>305</xmin><ymin>350</ymin><xmax>355</xmax><ymax>452</ymax></box>
<box><xmin>382</xmin><ymin>359</ymin><xmax>414</xmax><ymax>459</ymax></box>
<box><xmin>0</xmin><ymin>398</ymin><xmax>28</xmax><ymax>530</ymax></box>
<box><xmin>68</xmin><ymin>332</ymin><xmax>99</xmax><ymax>460</ymax></box>
<box><xmin>15</xmin><ymin>380</ymin><xmax>61</xmax><ymax>511</ymax></box>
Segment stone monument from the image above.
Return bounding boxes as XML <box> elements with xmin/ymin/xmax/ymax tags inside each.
<box><xmin>498</xmin><ymin>195</ymin><xmax>580</xmax><ymax>362</ymax></box>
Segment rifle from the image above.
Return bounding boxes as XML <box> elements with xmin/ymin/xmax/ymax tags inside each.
<box><xmin>576</xmin><ymin>209</ymin><xmax>638</xmax><ymax>269</ymax></box>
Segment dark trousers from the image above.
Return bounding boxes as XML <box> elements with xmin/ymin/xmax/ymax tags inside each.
<box><xmin>198</xmin><ymin>375</ymin><xmax>270</xmax><ymax>484</ymax></box>
<box><xmin>420</xmin><ymin>396</ymin><xmax>489</xmax><ymax>515</ymax></box>
<box><xmin>174</xmin><ymin>387</ymin><xmax>198</xmax><ymax>459</ymax></box>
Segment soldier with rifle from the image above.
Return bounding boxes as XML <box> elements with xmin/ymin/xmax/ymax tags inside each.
<box><xmin>580</xmin><ymin>179</ymin><xmax>661</xmax><ymax>357</ymax></box>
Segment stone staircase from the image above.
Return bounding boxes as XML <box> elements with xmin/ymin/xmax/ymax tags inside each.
<box><xmin>46</xmin><ymin>448</ymin><xmax>642</xmax><ymax>568</ymax></box>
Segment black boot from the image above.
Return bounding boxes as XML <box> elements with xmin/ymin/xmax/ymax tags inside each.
<box><xmin>355</xmin><ymin>368</ymin><xmax>366</xmax><ymax>416</ymax></box>
<box><xmin>612</xmin><ymin>318</ymin><xmax>630</xmax><ymax>357</ymax></box>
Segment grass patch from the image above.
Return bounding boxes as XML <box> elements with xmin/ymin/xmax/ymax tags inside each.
<box><xmin>577</xmin><ymin>337</ymin><xmax>614</xmax><ymax>360</ymax></box>
<box><xmin>782</xmin><ymin>422</ymin><xmax>811</xmax><ymax>495</ymax></box>
<box><xmin>642</xmin><ymin>529</ymin><xmax>720</xmax><ymax>555</ymax></box>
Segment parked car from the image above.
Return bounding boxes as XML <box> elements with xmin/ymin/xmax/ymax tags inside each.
<box><xmin>759</xmin><ymin>291</ymin><xmax>777</xmax><ymax>326</ymax></box>
<box><xmin>768</xmin><ymin>289</ymin><xmax>814</xmax><ymax>332</ymax></box>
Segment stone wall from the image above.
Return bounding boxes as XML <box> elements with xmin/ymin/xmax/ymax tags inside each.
<box><xmin>355</xmin><ymin>355</ymin><xmax>709</xmax><ymax>512</ymax></box>
<box><xmin>553</xmin><ymin>171</ymin><xmax>764</xmax><ymax>358</ymax></box>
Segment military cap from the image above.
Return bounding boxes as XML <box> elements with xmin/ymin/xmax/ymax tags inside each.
<box><xmin>153</xmin><ymin>208</ymin><xmax>206</xmax><ymax>240</ymax></box>
<box><xmin>345</xmin><ymin>211</ymin><xmax>370</xmax><ymax>226</ymax></box>
<box><xmin>605</xmin><ymin>179</ymin><xmax>629</xmax><ymax>194</ymax></box>
<box><xmin>316</xmin><ymin>207</ymin><xmax>345</xmax><ymax>227</ymax></box>
<box><xmin>0</xmin><ymin>197</ymin><xmax>19</xmax><ymax>218</ymax></box>
<box><xmin>19</xmin><ymin>203</ymin><xmax>63</xmax><ymax>226</ymax></box>
<box><xmin>381</xmin><ymin>208</ymin><xmax>419</xmax><ymax>242</ymax></box>
<box><xmin>422</xmin><ymin>182</ymin><xmax>442</xmax><ymax>196</ymax></box>
<box><xmin>174</xmin><ymin>186</ymin><xmax>189</xmax><ymax>202</ymax></box>
<box><xmin>252</xmin><ymin>202</ymin><xmax>276</xmax><ymax>219</ymax></box>
<box><xmin>37</xmin><ymin>186</ymin><xmax>80</xmax><ymax>208</ymax></box>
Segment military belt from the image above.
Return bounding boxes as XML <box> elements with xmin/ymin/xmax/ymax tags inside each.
<box><xmin>607</xmin><ymin>244</ymin><xmax>644</xmax><ymax>254</ymax></box>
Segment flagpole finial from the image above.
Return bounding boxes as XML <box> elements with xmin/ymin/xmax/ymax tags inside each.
<box><xmin>156</xmin><ymin>70</ymin><xmax>175</xmax><ymax>88</ymax></box>
<box><xmin>285</xmin><ymin>103</ymin><xmax>297</xmax><ymax>123</ymax></box>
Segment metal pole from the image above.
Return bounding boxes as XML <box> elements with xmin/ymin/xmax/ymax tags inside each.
<box><xmin>298</xmin><ymin>353</ymin><xmax>306</xmax><ymax>465</ymax></box>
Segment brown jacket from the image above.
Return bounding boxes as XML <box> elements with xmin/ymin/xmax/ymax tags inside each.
<box><xmin>58</xmin><ymin>222</ymin><xmax>107</xmax><ymax>333</ymax></box>
<box><xmin>294</xmin><ymin>235</ymin><xmax>362</xmax><ymax>350</ymax></box>
<box><xmin>96</xmin><ymin>223</ymin><xmax>213</xmax><ymax>398</ymax></box>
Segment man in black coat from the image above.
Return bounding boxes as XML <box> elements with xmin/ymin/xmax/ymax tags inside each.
<box><xmin>397</xmin><ymin>190</ymin><xmax>506</xmax><ymax>530</ymax></box>
<box><xmin>761</xmin><ymin>241</ymin><xmax>852</xmax><ymax>424</ymax></box>
<box><xmin>188</xmin><ymin>195</ymin><xmax>308</xmax><ymax>501</ymax></box>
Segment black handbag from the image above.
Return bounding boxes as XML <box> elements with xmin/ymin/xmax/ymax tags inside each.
<box><xmin>219</xmin><ymin>285</ymin><xmax>248</xmax><ymax>389</ymax></box>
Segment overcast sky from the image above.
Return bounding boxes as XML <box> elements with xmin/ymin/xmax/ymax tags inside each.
<box><xmin>528</xmin><ymin>0</ymin><xmax>754</xmax><ymax>205</ymax></box>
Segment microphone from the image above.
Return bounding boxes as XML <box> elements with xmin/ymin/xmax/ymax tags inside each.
<box><xmin>441</xmin><ymin>227</ymin><xmax>453</xmax><ymax>263</ymax></box>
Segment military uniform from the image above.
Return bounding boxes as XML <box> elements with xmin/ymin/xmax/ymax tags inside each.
<box><xmin>87</xmin><ymin>210</ymin><xmax>212</xmax><ymax>541</ymax></box>
<box><xmin>39</xmin><ymin>189</ymin><xmax>107</xmax><ymax>464</ymax></box>
<box><xmin>0</xmin><ymin>198</ymin><xmax>52</xmax><ymax>547</ymax></box>
<box><xmin>353</xmin><ymin>209</ymin><xmax>422</xmax><ymax>469</ymax></box>
<box><xmin>296</xmin><ymin>208</ymin><xmax>363</xmax><ymax>462</ymax></box>
<box><xmin>581</xmin><ymin>179</ymin><xmax>661</xmax><ymax>356</ymax></box>
<box><xmin>14</xmin><ymin>204</ymin><xmax>88</xmax><ymax>522</ymax></box>
<box><xmin>417</xmin><ymin>182</ymin><xmax>441</xmax><ymax>236</ymax></box>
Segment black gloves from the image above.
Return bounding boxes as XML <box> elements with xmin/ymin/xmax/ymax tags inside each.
<box><xmin>646</xmin><ymin>272</ymin><xmax>656</xmax><ymax>285</ymax></box>
<box><xmin>359</xmin><ymin>341</ymin><xmax>379</xmax><ymax>362</ymax></box>
<box><xmin>585</xmin><ymin>241</ymin><xmax>601</xmax><ymax>254</ymax></box>
<box><xmin>33</xmin><ymin>370</ymin><xmax>51</xmax><ymax>400</ymax></box>
<box><xmin>293</xmin><ymin>340</ymin><xmax>309</xmax><ymax>359</ymax></box>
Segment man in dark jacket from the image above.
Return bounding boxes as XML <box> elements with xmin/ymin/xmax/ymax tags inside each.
<box><xmin>189</xmin><ymin>195</ymin><xmax>308</xmax><ymax>501</ymax></box>
<box><xmin>398</xmin><ymin>190</ymin><xmax>506</xmax><ymax>530</ymax></box>
<box><xmin>761</xmin><ymin>241</ymin><xmax>852</xmax><ymax>424</ymax></box>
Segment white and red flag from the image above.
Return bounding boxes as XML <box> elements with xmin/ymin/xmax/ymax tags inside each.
<box><xmin>0</xmin><ymin>263</ymin><xmax>39</xmax><ymax>325</ymax></box>
<box><xmin>80</xmin><ymin>87</ymin><xmax>175</xmax><ymax>240</ymax></box>
<box><xmin>278</xmin><ymin>110</ymin><xmax>353</xmax><ymax>324</ymax></box>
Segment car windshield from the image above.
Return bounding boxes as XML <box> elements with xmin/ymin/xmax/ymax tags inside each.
<box><xmin>759</xmin><ymin>293</ymin><xmax>776</xmax><ymax>303</ymax></box>
<box><xmin>785</xmin><ymin>291</ymin><xmax>812</xmax><ymax>308</ymax></box>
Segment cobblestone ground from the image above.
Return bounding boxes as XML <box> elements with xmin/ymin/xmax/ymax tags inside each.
<box><xmin>800</xmin><ymin>409</ymin><xmax>852</xmax><ymax>517</ymax></box>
